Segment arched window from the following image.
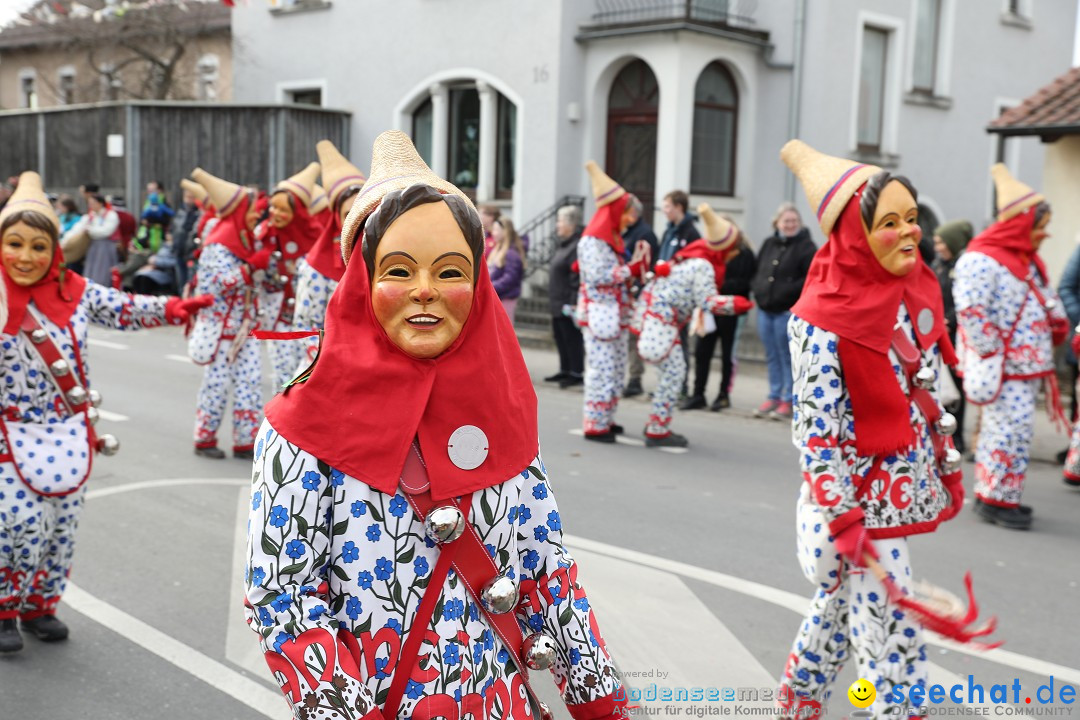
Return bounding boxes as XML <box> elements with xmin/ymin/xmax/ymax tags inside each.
<box><xmin>606</xmin><ymin>59</ymin><xmax>659</xmax><ymax>220</ymax></box>
<box><xmin>691</xmin><ymin>62</ymin><xmax>738</xmax><ymax>196</ymax></box>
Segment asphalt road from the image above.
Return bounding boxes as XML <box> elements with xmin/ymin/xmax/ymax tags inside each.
<box><xmin>1</xmin><ymin>326</ymin><xmax>1077</xmax><ymax>720</ymax></box>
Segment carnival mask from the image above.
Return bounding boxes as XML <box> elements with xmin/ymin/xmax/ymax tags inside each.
<box><xmin>1031</xmin><ymin>212</ymin><xmax>1051</xmax><ymax>251</ymax></box>
<box><xmin>2</xmin><ymin>219</ymin><xmax>54</xmax><ymax>287</ymax></box>
<box><xmin>371</xmin><ymin>201</ymin><xmax>475</xmax><ymax>359</ymax></box>
<box><xmin>866</xmin><ymin>180</ymin><xmax>921</xmax><ymax>277</ymax></box>
<box><xmin>268</xmin><ymin>192</ymin><xmax>295</xmax><ymax>229</ymax></box>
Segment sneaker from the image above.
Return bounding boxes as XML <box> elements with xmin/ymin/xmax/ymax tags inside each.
<box><xmin>770</xmin><ymin>401</ymin><xmax>793</xmax><ymax>420</ymax></box>
<box><xmin>559</xmin><ymin>374</ymin><xmax>583</xmax><ymax>388</ymax></box>
<box><xmin>0</xmin><ymin>619</ymin><xmax>22</xmax><ymax>653</ymax></box>
<box><xmin>233</xmin><ymin>448</ymin><xmax>255</xmax><ymax>460</ymax></box>
<box><xmin>754</xmin><ymin>399</ymin><xmax>779</xmax><ymax>418</ymax></box>
<box><xmin>678</xmin><ymin>394</ymin><xmax>707</xmax><ymax>411</ymax></box>
<box><xmin>611</xmin><ymin>424</ymin><xmax>625</xmax><ymax>435</ymax></box>
<box><xmin>543</xmin><ymin>372</ymin><xmax>568</xmax><ymax>383</ymax></box>
<box><xmin>710</xmin><ymin>395</ymin><xmax>731</xmax><ymax>412</ymax></box>
<box><xmin>195</xmin><ymin>446</ymin><xmax>226</xmax><ymax>459</ymax></box>
<box><xmin>973</xmin><ymin>500</ymin><xmax>1032</xmax><ymax>530</ymax></box>
<box><xmin>622</xmin><ymin>379</ymin><xmax>644</xmax><ymax>398</ymax></box>
<box><xmin>645</xmin><ymin>432</ymin><xmax>689</xmax><ymax>448</ymax></box>
<box><xmin>583</xmin><ymin>430</ymin><xmax>616</xmax><ymax>444</ymax></box>
<box><xmin>974</xmin><ymin>497</ymin><xmax>1032</xmax><ymax>514</ymax></box>
<box><xmin>21</xmin><ymin>614</ymin><xmax>69</xmax><ymax>642</ymax></box>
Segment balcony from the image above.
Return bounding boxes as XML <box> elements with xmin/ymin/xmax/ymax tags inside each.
<box><xmin>578</xmin><ymin>0</ymin><xmax>768</xmax><ymax>44</ymax></box>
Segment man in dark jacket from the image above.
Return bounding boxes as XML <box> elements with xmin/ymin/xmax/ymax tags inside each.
<box><xmin>621</xmin><ymin>195</ymin><xmax>659</xmax><ymax>398</ymax></box>
<box><xmin>547</xmin><ymin>204</ymin><xmax>586</xmax><ymax>388</ymax></box>
<box><xmin>933</xmin><ymin>220</ymin><xmax>973</xmax><ymax>454</ymax></box>
<box><xmin>171</xmin><ymin>185</ymin><xmax>203</xmax><ymax>289</ymax></box>
<box><xmin>750</xmin><ymin>203</ymin><xmax>816</xmax><ymax>420</ymax></box>
<box><xmin>656</xmin><ymin>190</ymin><xmax>701</xmax><ymax>397</ymax></box>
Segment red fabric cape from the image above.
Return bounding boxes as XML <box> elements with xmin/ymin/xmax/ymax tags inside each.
<box><xmin>3</xmin><ymin>231</ymin><xmax>87</xmax><ymax>335</ymax></box>
<box><xmin>965</xmin><ymin>210</ymin><xmax>1045</xmax><ymax>282</ymax></box>
<box><xmin>203</xmin><ymin>192</ymin><xmax>265</xmax><ymax>262</ymax></box>
<box><xmin>582</xmin><ymin>194</ymin><xmax>629</xmax><ymax>257</ymax></box>
<box><xmin>790</xmin><ymin>185</ymin><xmax>955</xmax><ymax>456</ymax></box>
<box><xmin>267</xmin><ymin>190</ymin><xmax>317</xmax><ymax>262</ymax></box>
<box><xmin>674</xmin><ymin>239</ymin><xmax>729</xmax><ymax>288</ymax></box>
<box><xmin>305</xmin><ymin>210</ymin><xmax>346</xmax><ymax>282</ymax></box>
<box><xmin>265</xmin><ymin>235</ymin><xmax>539</xmax><ymax>500</ymax></box>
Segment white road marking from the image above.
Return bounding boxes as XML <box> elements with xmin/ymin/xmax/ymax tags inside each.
<box><xmin>166</xmin><ymin>354</ymin><xmax>193</xmax><ymax>364</ymax></box>
<box><xmin>62</xmin><ymin>583</ymin><xmax>287</xmax><ymax>719</ymax></box>
<box><xmin>86</xmin><ymin>477</ymin><xmax>248</xmax><ymax>501</ymax></box>
<box><xmin>96</xmin><ymin>408</ymin><xmax>129</xmax><ymax>423</ymax></box>
<box><xmin>563</xmin><ymin>534</ymin><xmax>1080</xmax><ymax>686</ymax></box>
<box><xmin>88</xmin><ymin>338</ymin><xmax>129</xmax><ymax>350</ymax></box>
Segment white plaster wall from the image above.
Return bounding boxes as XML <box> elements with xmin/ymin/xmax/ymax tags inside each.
<box><xmin>1040</xmin><ymin>136</ymin><xmax>1080</xmax><ymax>285</ymax></box>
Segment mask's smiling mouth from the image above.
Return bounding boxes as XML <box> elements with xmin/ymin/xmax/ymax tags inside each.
<box><xmin>406</xmin><ymin>313</ymin><xmax>442</xmax><ymax>328</ymax></box>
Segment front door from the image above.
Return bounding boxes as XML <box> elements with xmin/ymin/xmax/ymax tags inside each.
<box><xmin>606</xmin><ymin>59</ymin><xmax>659</xmax><ymax>225</ymax></box>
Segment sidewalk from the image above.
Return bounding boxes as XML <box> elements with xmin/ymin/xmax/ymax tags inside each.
<box><xmin>518</xmin><ymin>342</ymin><xmax>1072</xmax><ymax>466</ymax></box>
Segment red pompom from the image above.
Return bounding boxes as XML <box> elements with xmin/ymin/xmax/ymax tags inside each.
<box><xmin>654</xmin><ymin>262</ymin><xmax>671</xmax><ymax>278</ymax></box>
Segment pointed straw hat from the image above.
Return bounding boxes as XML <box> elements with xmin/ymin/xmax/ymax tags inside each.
<box><xmin>309</xmin><ymin>184</ymin><xmax>329</xmax><ymax>215</ymax></box>
<box><xmin>316</xmin><ymin>139</ymin><xmax>367</xmax><ymax>208</ymax></box>
<box><xmin>190</xmin><ymin>167</ymin><xmax>246</xmax><ymax>218</ymax></box>
<box><xmin>991</xmin><ymin>163</ymin><xmax>1044</xmax><ymax>222</ymax></box>
<box><xmin>585</xmin><ymin>160</ymin><xmax>626</xmax><ymax>208</ymax></box>
<box><xmin>780</xmin><ymin>139</ymin><xmax>881</xmax><ymax>236</ymax></box>
<box><xmin>340</xmin><ymin>130</ymin><xmax>475</xmax><ymax>264</ymax></box>
<box><xmin>0</xmin><ymin>171</ymin><xmax>60</xmax><ymax>233</ymax></box>
<box><xmin>179</xmin><ymin>178</ymin><xmax>208</xmax><ymax>204</ymax></box>
<box><xmin>698</xmin><ymin>203</ymin><xmax>737</xmax><ymax>251</ymax></box>
<box><xmin>274</xmin><ymin>161</ymin><xmax>321</xmax><ymax>210</ymax></box>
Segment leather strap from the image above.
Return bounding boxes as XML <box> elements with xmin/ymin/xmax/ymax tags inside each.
<box><xmin>18</xmin><ymin>311</ymin><xmax>96</xmax><ymax>446</ymax></box>
<box><xmin>395</xmin><ymin>443</ymin><xmax>550</xmax><ymax>720</ymax></box>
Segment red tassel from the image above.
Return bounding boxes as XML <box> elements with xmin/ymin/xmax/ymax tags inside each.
<box><xmin>876</xmin><ymin>566</ymin><xmax>1001</xmax><ymax>649</ymax></box>
<box><xmin>1046</xmin><ymin>375</ymin><xmax>1069</xmax><ymax>433</ymax></box>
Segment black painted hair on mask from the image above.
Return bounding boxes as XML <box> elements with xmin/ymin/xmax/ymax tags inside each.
<box><xmin>860</xmin><ymin>170</ymin><xmax>918</xmax><ymax>230</ymax></box>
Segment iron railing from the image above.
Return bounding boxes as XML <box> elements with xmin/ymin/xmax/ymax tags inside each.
<box><xmin>521</xmin><ymin>195</ymin><xmax>587</xmax><ymax>279</ymax></box>
<box><xmin>588</xmin><ymin>0</ymin><xmax>758</xmax><ymax>28</ymax></box>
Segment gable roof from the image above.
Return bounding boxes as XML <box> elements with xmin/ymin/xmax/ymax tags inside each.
<box><xmin>988</xmin><ymin>65</ymin><xmax>1080</xmax><ymax>138</ymax></box>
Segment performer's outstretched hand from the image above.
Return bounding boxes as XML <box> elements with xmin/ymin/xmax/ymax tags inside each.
<box><xmin>830</xmin><ymin>514</ymin><xmax>877</xmax><ymax>567</ymax></box>
<box><xmin>165</xmin><ymin>294</ymin><xmax>214</xmax><ymax>325</ymax></box>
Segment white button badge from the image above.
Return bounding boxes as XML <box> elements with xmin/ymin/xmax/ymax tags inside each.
<box><xmin>448</xmin><ymin>425</ymin><xmax>489</xmax><ymax>470</ymax></box>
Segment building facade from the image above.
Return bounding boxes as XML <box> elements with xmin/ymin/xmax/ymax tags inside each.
<box><xmin>0</xmin><ymin>0</ymin><xmax>232</xmax><ymax>110</ymax></box>
<box><xmin>230</xmin><ymin>0</ymin><xmax>1074</xmax><ymax>257</ymax></box>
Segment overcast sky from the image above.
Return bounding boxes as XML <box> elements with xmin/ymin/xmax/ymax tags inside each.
<box><xmin>2</xmin><ymin>1</ymin><xmax>1080</xmax><ymax>65</ymax></box>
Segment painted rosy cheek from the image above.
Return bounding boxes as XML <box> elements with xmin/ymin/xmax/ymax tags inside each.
<box><xmin>441</xmin><ymin>286</ymin><xmax>474</xmax><ymax>319</ymax></box>
<box><xmin>371</xmin><ymin>284</ymin><xmax>410</xmax><ymax>320</ymax></box>
<box><xmin>876</xmin><ymin>229</ymin><xmax>900</xmax><ymax>247</ymax></box>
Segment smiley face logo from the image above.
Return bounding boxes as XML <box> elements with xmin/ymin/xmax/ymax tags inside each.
<box><xmin>848</xmin><ymin>679</ymin><xmax>876</xmax><ymax>708</ymax></box>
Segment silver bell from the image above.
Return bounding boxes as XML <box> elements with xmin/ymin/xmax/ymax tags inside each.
<box><xmin>480</xmin><ymin>574</ymin><xmax>518</xmax><ymax>614</ymax></box>
<box><xmin>96</xmin><ymin>434</ymin><xmax>120</xmax><ymax>456</ymax></box>
<box><xmin>50</xmin><ymin>359</ymin><xmax>71</xmax><ymax>377</ymax></box>
<box><xmin>66</xmin><ymin>386</ymin><xmax>88</xmax><ymax>407</ymax></box>
<box><xmin>30</xmin><ymin>329</ymin><xmax>47</xmax><ymax>344</ymax></box>
<box><xmin>1045</xmin><ymin>299</ymin><xmax>1058</xmax><ymax>311</ymax></box>
<box><xmin>425</xmin><ymin>505</ymin><xmax>465</xmax><ymax>544</ymax></box>
<box><xmin>285</xmin><ymin>297</ymin><xmax>295</xmax><ymax>307</ymax></box>
<box><xmin>942</xmin><ymin>447</ymin><xmax>962</xmax><ymax>473</ymax></box>
<box><xmin>522</xmin><ymin>633</ymin><xmax>557</xmax><ymax>671</ymax></box>
<box><xmin>87</xmin><ymin>407</ymin><xmax>100</xmax><ymax>425</ymax></box>
<box><xmin>278</xmin><ymin>275</ymin><xmax>290</xmax><ymax>285</ymax></box>
<box><xmin>936</xmin><ymin>412</ymin><xmax>957</xmax><ymax>437</ymax></box>
<box><xmin>88</xmin><ymin>389</ymin><xmax>103</xmax><ymax>408</ymax></box>
<box><xmin>913</xmin><ymin>367</ymin><xmax>935</xmax><ymax>390</ymax></box>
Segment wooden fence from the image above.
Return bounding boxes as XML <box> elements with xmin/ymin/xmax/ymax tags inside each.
<box><xmin>0</xmin><ymin>100</ymin><xmax>351</xmax><ymax>206</ymax></box>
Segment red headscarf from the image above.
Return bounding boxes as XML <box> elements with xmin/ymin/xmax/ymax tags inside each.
<box><xmin>3</xmin><ymin>226</ymin><xmax>87</xmax><ymax>335</ymax></box>
<box><xmin>965</xmin><ymin>210</ymin><xmax>1045</xmax><ymax>282</ymax></box>
<box><xmin>674</xmin><ymin>239</ymin><xmax>729</xmax><ymax>288</ymax></box>
<box><xmin>265</xmin><ymin>213</ymin><xmax>539</xmax><ymax>501</ymax></box>
<box><xmin>267</xmin><ymin>189</ymin><xmax>316</xmax><ymax>262</ymax></box>
<box><xmin>305</xmin><ymin>210</ymin><xmax>347</xmax><ymax>282</ymax></box>
<box><xmin>791</xmin><ymin>183</ymin><xmax>955</xmax><ymax>456</ymax></box>
<box><xmin>203</xmin><ymin>192</ymin><xmax>265</xmax><ymax>262</ymax></box>
<box><xmin>582</xmin><ymin>194</ymin><xmax>629</xmax><ymax>257</ymax></box>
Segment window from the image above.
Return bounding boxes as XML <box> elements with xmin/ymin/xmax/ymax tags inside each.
<box><xmin>691</xmin><ymin>61</ymin><xmax>738</xmax><ymax>196</ymax></box>
<box><xmin>412</xmin><ymin>97</ymin><xmax>434</xmax><ymax>166</ymax></box>
<box><xmin>196</xmin><ymin>54</ymin><xmax>219</xmax><ymax>101</ymax></box>
<box><xmin>912</xmin><ymin>0</ymin><xmax>940</xmax><ymax>93</ymax></box>
<box><xmin>287</xmin><ymin>88</ymin><xmax>322</xmax><ymax>106</ymax></box>
<box><xmin>58</xmin><ymin>69</ymin><xmax>75</xmax><ymax>105</ymax></box>
<box><xmin>448</xmin><ymin>87</ymin><xmax>480</xmax><ymax>196</ymax></box>
<box><xmin>496</xmin><ymin>93</ymin><xmax>516</xmax><ymax>198</ymax></box>
<box><xmin>19</xmin><ymin>72</ymin><xmax>37</xmax><ymax>109</ymax></box>
<box><xmin>857</xmin><ymin>27</ymin><xmax>888</xmax><ymax>151</ymax></box>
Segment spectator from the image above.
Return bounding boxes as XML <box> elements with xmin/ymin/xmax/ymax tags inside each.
<box><xmin>681</xmin><ymin>222</ymin><xmax>757</xmax><ymax>411</ymax></box>
<box><xmin>171</xmin><ymin>181</ymin><xmax>204</xmax><ymax>289</ymax></box>
<box><xmin>0</xmin><ymin>180</ymin><xmax>13</xmax><ymax>213</ymax></box>
<box><xmin>621</xmin><ymin>194</ymin><xmax>659</xmax><ymax>399</ymax></box>
<box><xmin>136</xmin><ymin>181</ymin><xmax>174</xmax><ymax>254</ymax></box>
<box><xmin>478</xmin><ymin>203</ymin><xmax>500</xmax><ymax>259</ymax></box>
<box><xmin>1057</xmin><ymin>238</ymin><xmax>1080</xmax><ymax>464</ymax></box>
<box><xmin>750</xmin><ymin>202</ymin><xmax>816</xmax><ymax>420</ymax></box>
<box><xmin>71</xmin><ymin>193</ymin><xmax>120</xmax><ymax>286</ymax></box>
<box><xmin>78</xmin><ymin>182</ymin><xmax>99</xmax><ymax>213</ymax></box>
<box><xmin>488</xmin><ymin>216</ymin><xmax>525</xmax><ymax>321</ymax></box>
<box><xmin>547</xmin><ymin>204</ymin><xmax>585</xmax><ymax>388</ymax></box>
<box><xmin>657</xmin><ymin>190</ymin><xmax>701</xmax><ymax>397</ymax></box>
<box><xmin>933</xmin><ymin>220</ymin><xmax>974</xmax><ymax>454</ymax></box>
<box><xmin>132</xmin><ymin>233</ymin><xmax>180</xmax><ymax>296</ymax></box>
<box><xmin>54</xmin><ymin>195</ymin><xmax>82</xmax><ymax>234</ymax></box>
<box><xmin>110</xmin><ymin>195</ymin><xmax>137</xmax><ymax>259</ymax></box>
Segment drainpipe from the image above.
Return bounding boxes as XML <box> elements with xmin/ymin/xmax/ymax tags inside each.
<box><xmin>785</xmin><ymin>0</ymin><xmax>807</xmax><ymax>201</ymax></box>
